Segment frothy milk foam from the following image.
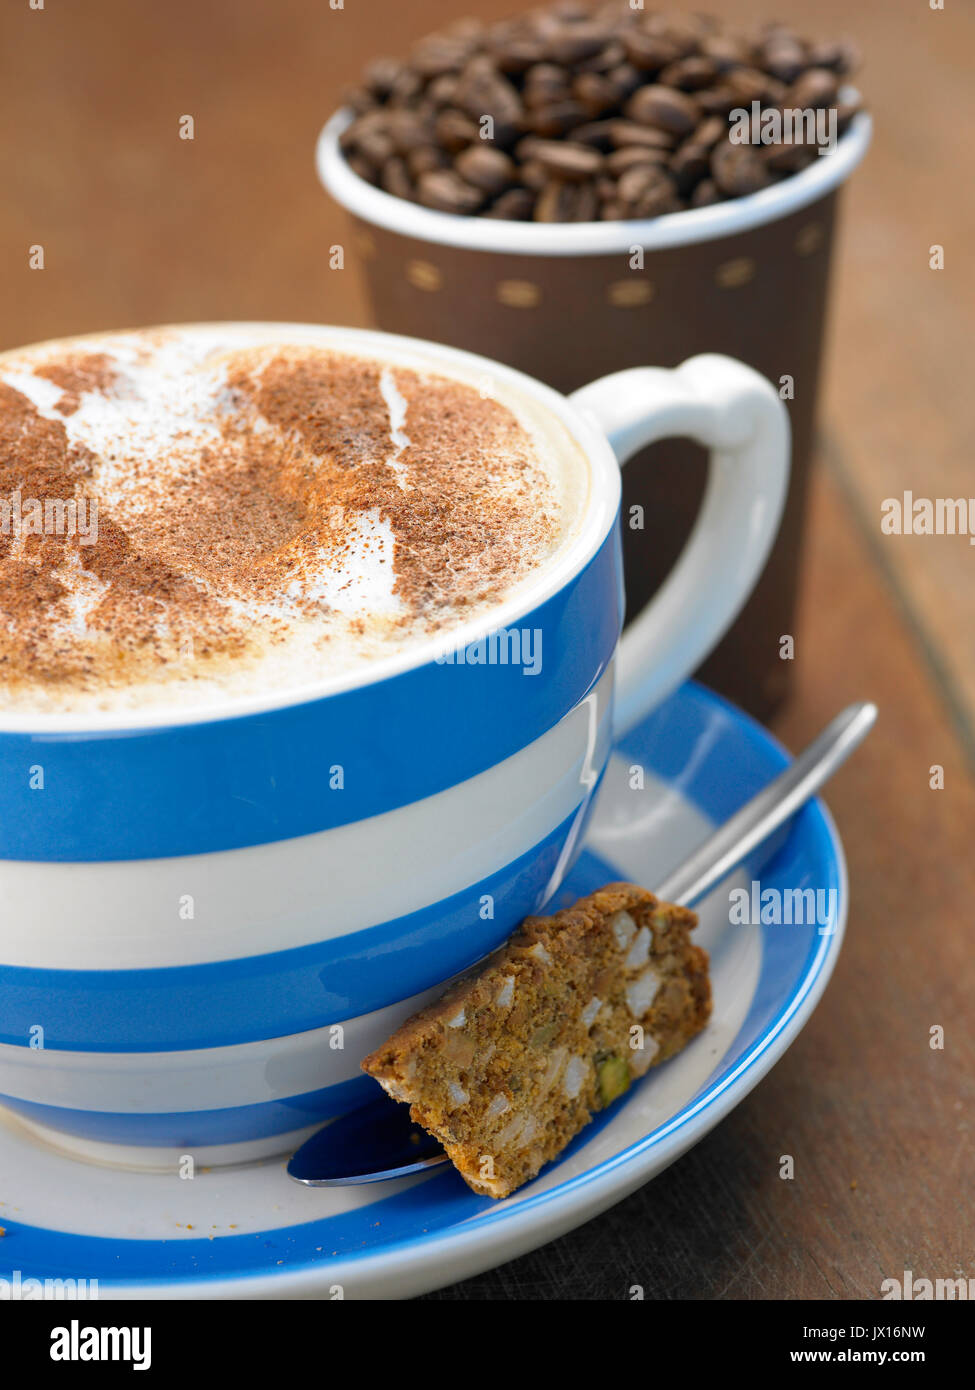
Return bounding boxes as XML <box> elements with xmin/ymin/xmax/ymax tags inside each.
<box><xmin>0</xmin><ymin>325</ymin><xmax>590</xmax><ymax>716</ymax></box>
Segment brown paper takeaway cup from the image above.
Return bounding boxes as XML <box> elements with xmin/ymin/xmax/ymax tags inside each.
<box><xmin>318</xmin><ymin>110</ymin><xmax>871</xmax><ymax>720</ymax></box>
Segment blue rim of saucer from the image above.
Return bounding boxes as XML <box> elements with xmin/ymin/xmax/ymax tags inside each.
<box><xmin>0</xmin><ymin>679</ymin><xmax>846</xmax><ymax>1292</ymax></box>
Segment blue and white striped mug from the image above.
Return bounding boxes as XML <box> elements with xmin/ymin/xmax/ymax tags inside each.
<box><xmin>0</xmin><ymin>325</ymin><xmax>788</xmax><ymax>1167</ymax></box>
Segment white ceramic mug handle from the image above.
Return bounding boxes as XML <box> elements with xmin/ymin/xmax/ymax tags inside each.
<box><xmin>570</xmin><ymin>354</ymin><xmax>790</xmax><ymax>736</ymax></box>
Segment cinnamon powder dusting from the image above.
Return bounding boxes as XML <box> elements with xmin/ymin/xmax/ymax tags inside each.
<box><xmin>34</xmin><ymin>353</ymin><xmax>117</xmax><ymax>415</ymax></box>
<box><xmin>0</xmin><ymin>329</ymin><xmax>570</xmax><ymax>714</ymax></box>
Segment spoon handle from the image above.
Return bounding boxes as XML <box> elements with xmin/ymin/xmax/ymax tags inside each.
<box><xmin>654</xmin><ymin>701</ymin><xmax>877</xmax><ymax>908</ymax></box>
<box><xmin>287</xmin><ymin>701</ymin><xmax>877</xmax><ymax>1187</ymax></box>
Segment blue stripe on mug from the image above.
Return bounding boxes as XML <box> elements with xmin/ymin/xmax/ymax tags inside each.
<box><xmin>0</xmin><ymin>524</ymin><xmax>621</xmax><ymax>862</ymax></box>
<box><xmin>0</xmin><ymin>790</ymin><xmax>601</xmax><ymax>1052</ymax></box>
<box><xmin>0</xmin><ymin>1074</ymin><xmax>375</xmax><ymax>1147</ymax></box>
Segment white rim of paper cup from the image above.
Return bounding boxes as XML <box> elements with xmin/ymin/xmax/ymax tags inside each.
<box><xmin>317</xmin><ymin>99</ymin><xmax>871</xmax><ymax>257</ymax></box>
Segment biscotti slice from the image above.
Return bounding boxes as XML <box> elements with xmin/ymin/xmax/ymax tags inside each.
<box><xmin>361</xmin><ymin>882</ymin><xmax>711</xmax><ymax>1199</ymax></box>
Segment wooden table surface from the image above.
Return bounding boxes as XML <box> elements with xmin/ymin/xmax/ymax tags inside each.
<box><xmin>1</xmin><ymin>0</ymin><xmax>972</xmax><ymax>1300</ymax></box>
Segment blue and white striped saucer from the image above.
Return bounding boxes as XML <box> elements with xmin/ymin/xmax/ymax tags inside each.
<box><xmin>0</xmin><ymin>682</ymin><xmax>846</xmax><ymax>1300</ymax></box>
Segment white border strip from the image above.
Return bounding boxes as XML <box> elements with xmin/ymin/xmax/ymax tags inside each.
<box><xmin>0</xmin><ymin>982</ymin><xmax>442</xmax><ymax>1112</ymax></box>
<box><xmin>3</xmin><ymin>665</ymin><xmax>614</xmax><ymax>968</ymax></box>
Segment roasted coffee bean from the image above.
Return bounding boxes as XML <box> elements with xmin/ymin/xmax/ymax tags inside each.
<box><xmin>482</xmin><ymin>119</ymin><xmax>522</xmax><ymax>150</ymax></box>
<box><xmin>514</xmin><ymin>134</ymin><xmax>544</xmax><ymax>160</ymax></box>
<box><xmin>761</xmin><ymin>142</ymin><xmax>816</xmax><ymax>174</ymax></box>
<box><xmin>607</xmin><ymin>145</ymin><xmax>668</xmax><ymax>174</ymax></box>
<box><xmin>573</xmin><ymin>71</ymin><xmax>619</xmax><ymax>116</ymax></box>
<box><xmin>649</xmin><ymin>188</ymin><xmax>684</xmax><ymax>217</ymax></box>
<box><xmin>455</xmin><ymin>145</ymin><xmax>516</xmax><ymax>194</ymax></box>
<box><xmin>600</xmin><ymin>199</ymin><xmax>626</xmax><ymax>220</ymax></box>
<box><xmin>535</xmin><ymin>177</ymin><xmax>600</xmax><ymax>223</ymax></box>
<box><xmin>701</xmin><ymin>35</ymin><xmax>751</xmax><ymax>72</ymax></box>
<box><xmin>519</xmin><ymin>159</ymin><xmax>549</xmax><ymax>191</ymax></box>
<box><xmin>605</xmin><ymin>62</ymin><xmax>642</xmax><ymax>101</ymax></box>
<box><xmin>573</xmin><ymin>180</ymin><xmax>600</xmax><ymax>222</ymax></box>
<box><xmin>490</xmin><ymin>36</ymin><xmax>549</xmax><ymax>75</ymax></box>
<box><xmin>622</xmin><ymin>30</ymin><xmax>680</xmax><ymax>73</ymax></box>
<box><xmin>757</xmin><ymin>74</ymin><xmax>789</xmax><ymax>107</ymax></box>
<box><xmin>380</xmin><ymin>156</ymin><xmax>414</xmax><ymax>200</ymax></box>
<box><xmin>528</xmin><ymin>139</ymin><xmax>604</xmax><ymax>180</ymax></box>
<box><xmin>607</xmin><ymin>120</ymin><xmax>676</xmax><ymax>150</ymax></box>
<box><xmin>483</xmin><ymin>186</ymin><xmax>536</xmax><ymax>219</ymax></box>
<box><xmin>575</xmin><ymin>40</ymin><xmax>627</xmax><ymax>74</ymax></box>
<box><xmin>544</xmin><ymin>22</ymin><xmax>611</xmax><ymax>66</ymax></box>
<box><xmin>339</xmin><ymin>3</ymin><xmax>865</xmax><ymax>224</ymax></box>
<box><xmin>624</xmin><ymin>171</ymin><xmax>682</xmax><ymax>218</ymax></box>
<box><xmin>362</xmin><ymin>57</ymin><xmax>404</xmax><ymax>99</ymax></box>
<box><xmin>434</xmin><ymin>109</ymin><xmax>480</xmax><ymax>152</ymax></box>
<box><xmin>625</xmin><ymin>84</ymin><xmax>701</xmax><ymax>137</ymax></box>
<box><xmin>697</xmin><ymin>85</ymin><xmax>741</xmax><ymax>116</ymax></box>
<box><xmin>417</xmin><ymin>168</ymin><xmax>486</xmax><ymax>213</ymax></box>
<box><xmin>407</xmin><ymin>145</ymin><xmax>450</xmax><ymax>178</ymax></box>
<box><xmin>787</xmin><ymin>68</ymin><xmax>840</xmax><ymax>110</ymax></box>
<box><xmin>458</xmin><ymin>56</ymin><xmax>524</xmax><ymax>128</ymax></box>
<box><xmin>526</xmin><ymin>100</ymin><xmax>589</xmax><ymax>137</ymax></box>
<box><xmin>649</xmin><ymin>11</ymin><xmax>709</xmax><ymax>47</ymax></box>
<box><xmin>388</xmin><ymin>68</ymin><xmax>424</xmax><ymax>107</ymax></box>
<box><xmin>523</xmin><ymin>63</ymin><xmax>571</xmax><ymax>109</ymax></box>
<box><xmin>710</xmin><ymin>140</ymin><xmax>774</xmax><ymax>196</ymax></box>
<box><xmin>386</xmin><ymin>110</ymin><xmax>432</xmax><ymax>154</ymax></box>
<box><xmin>571</xmin><ymin>120</ymin><xmax>617</xmax><ymax>149</ymax></box>
<box><xmin>346</xmin><ymin>152</ymin><xmax>378</xmax><ymax>185</ymax></box>
<box><xmin>411</xmin><ymin>36</ymin><xmax>475</xmax><ymax>79</ymax></box>
<box><xmin>690</xmin><ymin>177</ymin><xmax>722</xmax><ymax>208</ymax></box>
<box><xmin>356</xmin><ymin>127</ymin><xmax>397</xmax><ymax>168</ymax></box>
<box><xmin>727</xmin><ymin>66</ymin><xmax>783</xmax><ymax>105</ymax></box>
<box><xmin>617</xmin><ymin>162</ymin><xmax>671</xmax><ymax>206</ymax></box>
<box><xmin>426</xmin><ymin>74</ymin><xmax>460</xmax><ymax>108</ymax></box>
<box><xmin>691</xmin><ymin>115</ymin><xmax>729</xmax><ymax>150</ymax></box>
<box><xmin>534</xmin><ymin>179</ymin><xmax>580</xmax><ymax>222</ymax></box>
<box><xmin>670</xmin><ymin>142</ymin><xmax>711</xmax><ymax>194</ymax></box>
<box><xmin>658</xmin><ymin>56</ymin><xmax>718</xmax><ymax>91</ymax></box>
<box><xmin>340</xmin><ymin>108</ymin><xmax>387</xmax><ymax>147</ymax></box>
<box><xmin>762</xmin><ymin>38</ymin><xmax>807</xmax><ymax>83</ymax></box>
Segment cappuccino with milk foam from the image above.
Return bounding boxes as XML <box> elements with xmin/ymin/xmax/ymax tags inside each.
<box><xmin>0</xmin><ymin>325</ymin><xmax>590</xmax><ymax>715</ymax></box>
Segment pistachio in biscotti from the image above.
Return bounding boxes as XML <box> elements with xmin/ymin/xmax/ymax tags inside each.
<box><xmin>362</xmin><ymin>882</ymin><xmax>711</xmax><ymax>1199</ymax></box>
